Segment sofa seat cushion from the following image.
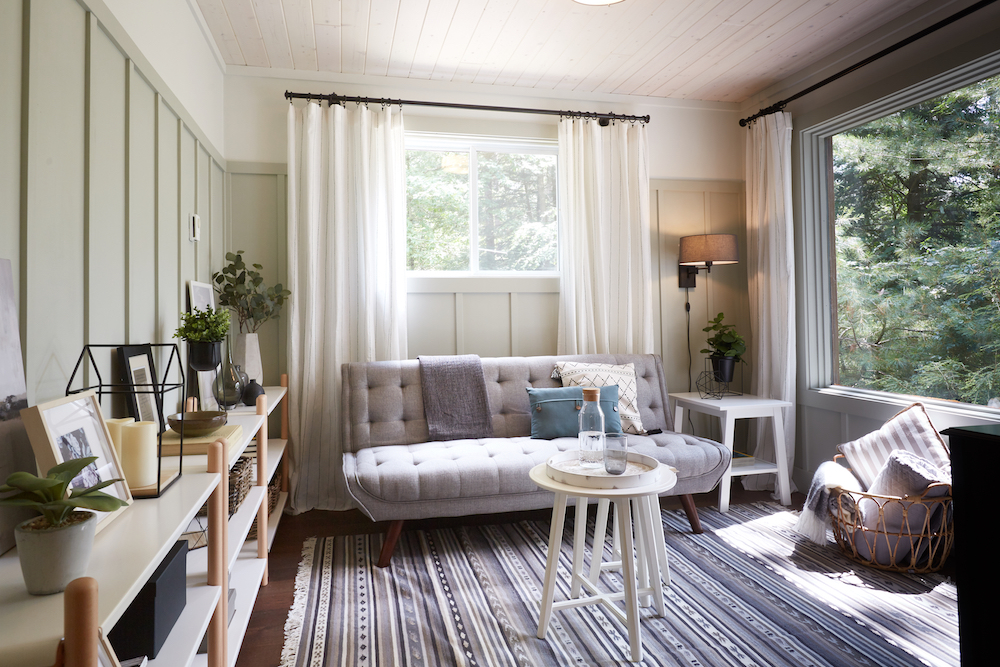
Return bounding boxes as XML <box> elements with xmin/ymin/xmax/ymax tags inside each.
<box><xmin>351</xmin><ymin>436</ymin><xmax>574</xmax><ymax>503</ymax></box>
<box><xmin>348</xmin><ymin>430</ymin><xmax>729</xmax><ymax>505</ymax></box>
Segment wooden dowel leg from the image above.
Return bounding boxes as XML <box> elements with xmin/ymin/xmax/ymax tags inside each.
<box><xmin>208</xmin><ymin>439</ymin><xmax>228</xmax><ymax>667</ymax></box>
<box><xmin>280</xmin><ymin>374</ymin><xmax>289</xmax><ymax>493</ymax></box>
<box><xmin>63</xmin><ymin>577</ymin><xmax>98</xmax><ymax>667</ymax></box>
<box><xmin>256</xmin><ymin>394</ymin><xmax>269</xmax><ymax>585</ymax></box>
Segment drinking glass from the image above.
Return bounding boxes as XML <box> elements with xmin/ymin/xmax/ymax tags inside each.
<box><xmin>604</xmin><ymin>433</ymin><xmax>628</xmax><ymax>475</ymax></box>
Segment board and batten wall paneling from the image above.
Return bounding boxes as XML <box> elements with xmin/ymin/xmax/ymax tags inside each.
<box><xmin>0</xmin><ymin>0</ymin><xmax>21</xmax><ymax>318</ymax></box>
<box><xmin>85</xmin><ymin>12</ymin><xmax>127</xmax><ymax>388</ymax></box>
<box><xmin>653</xmin><ymin>180</ymin><xmax>748</xmax><ymax>440</ymax></box>
<box><xmin>24</xmin><ymin>0</ymin><xmax>87</xmax><ymax>404</ymax></box>
<box><xmin>156</xmin><ymin>99</ymin><xmax>180</xmax><ymax>383</ymax></box>
<box><xmin>127</xmin><ymin>65</ymin><xmax>157</xmax><ymax>346</ymax></box>
<box><xmin>226</xmin><ymin>168</ymin><xmax>288</xmax><ymax>387</ymax></box>
<box><xmin>12</xmin><ymin>0</ymin><xmax>226</xmax><ymax>407</ymax></box>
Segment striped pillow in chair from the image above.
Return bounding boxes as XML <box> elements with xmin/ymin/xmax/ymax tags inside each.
<box><xmin>837</xmin><ymin>403</ymin><xmax>950</xmax><ymax>490</ymax></box>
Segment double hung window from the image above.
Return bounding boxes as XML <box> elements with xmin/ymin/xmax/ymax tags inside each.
<box><xmin>405</xmin><ymin>133</ymin><xmax>558</xmax><ymax>274</ymax></box>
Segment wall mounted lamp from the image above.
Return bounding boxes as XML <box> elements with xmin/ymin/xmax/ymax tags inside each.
<box><xmin>678</xmin><ymin>234</ymin><xmax>738</xmax><ymax>288</ymax></box>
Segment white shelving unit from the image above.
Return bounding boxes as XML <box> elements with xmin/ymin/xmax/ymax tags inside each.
<box><xmin>0</xmin><ymin>473</ymin><xmax>220</xmax><ymax>666</ymax></box>
<box><xmin>0</xmin><ymin>380</ymin><xmax>289</xmax><ymax>667</ymax></box>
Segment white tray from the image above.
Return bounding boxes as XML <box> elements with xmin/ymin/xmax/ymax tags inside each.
<box><xmin>545</xmin><ymin>450</ymin><xmax>660</xmax><ymax>489</ymax></box>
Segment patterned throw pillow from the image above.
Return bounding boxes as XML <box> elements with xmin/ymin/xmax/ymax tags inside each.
<box><xmin>837</xmin><ymin>403</ymin><xmax>950</xmax><ymax>490</ymax></box>
<box><xmin>553</xmin><ymin>361</ymin><xmax>643</xmax><ymax>434</ymax></box>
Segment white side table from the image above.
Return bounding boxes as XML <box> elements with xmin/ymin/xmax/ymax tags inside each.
<box><xmin>669</xmin><ymin>392</ymin><xmax>792</xmax><ymax>513</ymax></box>
<box><xmin>529</xmin><ymin>464</ymin><xmax>677</xmax><ymax>662</ymax></box>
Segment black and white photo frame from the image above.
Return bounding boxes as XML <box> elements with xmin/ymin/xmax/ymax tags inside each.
<box><xmin>187</xmin><ymin>280</ymin><xmax>220</xmax><ymax>412</ymax></box>
<box><xmin>117</xmin><ymin>344</ymin><xmax>165</xmax><ymax>434</ymax></box>
<box><xmin>20</xmin><ymin>391</ymin><xmax>132</xmax><ymax>532</ymax></box>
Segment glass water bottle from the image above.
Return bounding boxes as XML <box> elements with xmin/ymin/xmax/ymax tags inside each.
<box><xmin>578</xmin><ymin>387</ymin><xmax>604</xmax><ymax>469</ymax></box>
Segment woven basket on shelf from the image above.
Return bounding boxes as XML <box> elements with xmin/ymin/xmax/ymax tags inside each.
<box><xmin>829</xmin><ymin>484</ymin><xmax>954</xmax><ymax>573</ymax></box>
<box><xmin>196</xmin><ymin>454</ymin><xmax>254</xmax><ymax>519</ymax></box>
<box><xmin>248</xmin><ymin>476</ymin><xmax>282</xmax><ymax>541</ymax></box>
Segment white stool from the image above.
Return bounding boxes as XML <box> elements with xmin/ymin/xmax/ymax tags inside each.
<box><xmin>529</xmin><ymin>464</ymin><xmax>677</xmax><ymax>662</ymax></box>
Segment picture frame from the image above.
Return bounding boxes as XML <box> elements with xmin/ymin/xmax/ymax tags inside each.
<box><xmin>20</xmin><ymin>390</ymin><xmax>132</xmax><ymax>533</ymax></box>
<box><xmin>117</xmin><ymin>345</ymin><xmax>165</xmax><ymax>434</ymax></box>
<box><xmin>187</xmin><ymin>280</ymin><xmax>215</xmax><ymax>312</ymax></box>
<box><xmin>188</xmin><ymin>280</ymin><xmax>220</xmax><ymax>411</ymax></box>
<box><xmin>99</xmin><ymin>629</ymin><xmax>123</xmax><ymax>667</ymax></box>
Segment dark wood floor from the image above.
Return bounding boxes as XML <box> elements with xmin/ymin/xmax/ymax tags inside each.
<box><xmin>234</xmin><ymin>487</ymin><xmax>806</xmax><ymax>667</ymax></box>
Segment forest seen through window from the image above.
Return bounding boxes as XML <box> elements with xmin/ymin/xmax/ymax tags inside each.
<box><xmin>834</xmin><ymin>73</ymin><xmax>1000</xmax><ymax>408</ymax></box>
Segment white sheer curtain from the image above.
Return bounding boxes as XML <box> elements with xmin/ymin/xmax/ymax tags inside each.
<box><xmin>557</xmin><ymin>118</ymin><xmax>653</xmax><ymax>355</ymax></box>
<box><xmin>743</xmin><ymin>111</ymin><xmax>797</xmax><ymax>493</ymax></box>
<box><xmin>285</xmin><ymin>101</ymin><xmax>408</xmax><ymax>512</ymax></box>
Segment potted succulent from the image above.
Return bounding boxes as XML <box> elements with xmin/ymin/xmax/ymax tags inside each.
<box><xmin>0</xmin><ymin>456</ymin><xmax>129</xmax><ymax>595</ymax></box>
<box><xmin>700</xmin><ymin>312</ymin><xmax>747</xmax><ymax>383</ymax></box>
<box><xmin>213</xmin><ymin>251</ymin><xmax>291</xmax><ymax>386</ymax></box>
<box><xmin>174</xmin><ymin>306</ymin><xmax>230</xmax><ymax>371</ymax></box>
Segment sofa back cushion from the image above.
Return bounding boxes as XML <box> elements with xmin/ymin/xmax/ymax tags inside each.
<box><xmin>341</xmin><ymin>354</ymin><xmax>671</xmax><ymax>453</ymax></box>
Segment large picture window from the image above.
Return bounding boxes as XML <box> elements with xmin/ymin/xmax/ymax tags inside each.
<box><xmin>832</xmin><ymin>73</ymin><xmax>1000</xmax><ymax>407</ymax></box>
<box><xmin>406</xmin><ymin>134</ymin><xmax>557</xmax><ymax>273</ymax></box>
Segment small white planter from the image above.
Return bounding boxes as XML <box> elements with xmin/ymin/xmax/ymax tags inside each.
<box><xmin>14</xmin><ymin>511</ymin><xmax>96</xmax><ymax>595</ymax></box>
<box><xmin>234</xmin><ymin>332</ymin><xmax>263</xmax><ymax>386</ymax></box>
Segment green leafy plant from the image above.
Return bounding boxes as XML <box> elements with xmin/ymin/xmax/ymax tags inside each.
<box><xmin>701</xmin><ymin>312</ymin><xmax>747</xmax><ymax>363</ymax></box>
<box><xmin>174</xmin><ymin>306</ymin><xmax>230</xmax><ymax>343</ymax></box>
<box><xmin>0</xmin><ymin>457</ymin><xmax>129</xmax><ymax>528</ymax></box>
<box><xmin>213</xmin><ymin>251</ymin><xmax>291</xmax><ymax>333</ymax></box>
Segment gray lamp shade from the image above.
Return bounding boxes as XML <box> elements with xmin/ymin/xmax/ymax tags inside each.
<box><xmin>678</xmin><ymin>234</ymin><xmax>739</xmax><ymax>266</ymax></box>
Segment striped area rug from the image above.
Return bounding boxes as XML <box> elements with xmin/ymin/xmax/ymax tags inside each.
<box><xmin>280</xmin><ymin>503</ymin><xmax>957</xmax><ymax>667</ymax></box>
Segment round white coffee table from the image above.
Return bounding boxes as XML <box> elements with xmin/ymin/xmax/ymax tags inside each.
<box><xmin>529</xmin><ymin>463</ymin><xmax>677</xmax><ymax>662</ymax></box>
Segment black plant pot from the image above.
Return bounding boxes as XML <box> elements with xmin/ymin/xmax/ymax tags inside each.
<box><xmin>711</xmin><ymin>356</ymin><xmax>736</xmax><ymax>383</ymax></box>
<box><xmin>188</xmin><ymin>341</ymin><xmax>222</xmax><ymax>371</ymax></box>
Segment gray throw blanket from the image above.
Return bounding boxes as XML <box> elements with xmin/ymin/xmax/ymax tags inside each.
<box><xmin>795</xmin><ymin>461</ymin><xmax>863</xmax><ymax>544</ymax></box>
<box><xmin>418</xmin><ymin>354</ymin><xmax>494</xmax><ymax>441</ymax></box>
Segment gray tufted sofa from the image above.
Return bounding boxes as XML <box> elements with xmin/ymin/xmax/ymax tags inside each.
<box><xmin>341</xmin><ymin>353</ymin><xmax>729</xmax><ymax>566</ymax></box>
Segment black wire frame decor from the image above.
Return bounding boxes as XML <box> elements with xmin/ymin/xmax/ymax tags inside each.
<box><xmin>66</xmin><ymin>343</ymin><xmax>186</xmax><ymax>498</ymax></box>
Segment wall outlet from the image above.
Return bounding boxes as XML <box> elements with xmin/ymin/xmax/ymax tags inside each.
<box><xmin>189</xmin><ymin>214</ymin><xmax>200</xmax><ymax>242</ymax></box>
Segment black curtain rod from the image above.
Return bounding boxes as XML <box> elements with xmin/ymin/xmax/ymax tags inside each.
<box><xmin>740</xmin><ymin>0</ymin><xmax>998</xmax><ymax>126</ymax></box>
<box><xmin>284</xmin><ymin>90</ymin><xmax>650</xmax><ymax>125</ymax></box>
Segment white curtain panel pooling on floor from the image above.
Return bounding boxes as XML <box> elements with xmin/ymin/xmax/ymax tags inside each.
<box><xmin>556</xmin><ymin>118</ymin><xmax>653</xmax><ymax>355</ymax></box>
<box><xmin>286</xmin><ymin>102</ymin><xmax>408</xmax><ymax>512</ymax></box>
<box><xmin>743</xmin><ymin>111</ymin><xmax>797</xmax><ymax>494</ymax></box>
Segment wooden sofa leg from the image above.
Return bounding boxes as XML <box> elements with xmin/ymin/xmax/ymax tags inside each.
<box><xmin>377</xmin><ymin>520</ymin><xmax>405</xmax><ymax>568</ymax></box>
<box><xmin>679</xmin><ymin>495</ymin><xmax>704</xmax><ymax>534</ymax></box>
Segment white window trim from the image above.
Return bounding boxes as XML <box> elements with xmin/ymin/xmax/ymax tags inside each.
<box><xmin>405</xmin><ymin>131</ymin><xmax>559</xmax><ymax>279</ymax></box>
<box><xmin>798</xmin><ymin>48</ymin><xmax>1000</xmax><ymax>420</ymax></box>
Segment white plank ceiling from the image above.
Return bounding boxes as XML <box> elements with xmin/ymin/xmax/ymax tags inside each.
<box><xmin>195</xmin><ymin>0</ymin><xmax>951</xmax><ymax>103</ymax></box>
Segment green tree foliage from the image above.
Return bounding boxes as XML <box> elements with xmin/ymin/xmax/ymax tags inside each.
<box><xmin>406</xmin><ymin>147</ymin><xmax>557</xmax><ymax>272</ymax></box>
<box><xmin>834</xmin><ymin>74</ymin><xmax>1000</xmax><ymax>406</ymax></box>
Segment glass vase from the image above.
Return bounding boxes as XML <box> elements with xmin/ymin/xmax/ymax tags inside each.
<box><xmin>213</xmin><ymin>343</ymin><xmax>245</xmax><ymax>409</ymax></box>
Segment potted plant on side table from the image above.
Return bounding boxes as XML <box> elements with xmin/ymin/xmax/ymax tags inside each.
<box><xmin>0</xmin><ymin>456</ymin><xmax>129</xmax><ymax>595</ymax></box>
<box><xmin>174</xmin><ymin>306</ymin><xmax>230</xmax><ymax>372</ymax></box>
<box><xmin>213</xmin><ymin>250</ymin><xmax>291</xmax><ymax>395</ymax></box>
<box><xmin>700</xmin><ymin>312</ymin><xmax>747</xmax><ymax>383</ymax></box>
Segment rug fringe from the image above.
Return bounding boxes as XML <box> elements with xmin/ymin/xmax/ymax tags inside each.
<box><xmin>280</xmin><ymin>536</ymin><xmax>317</xmax><ymax>667</ymax></box>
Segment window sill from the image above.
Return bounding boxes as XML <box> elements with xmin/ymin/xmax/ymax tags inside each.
<box><xmin>802</xmin><ymin>385</ymin><xmax>1000</xmax><ymax>425</ymax></box>
<box><xmin>407</xmin><ymin>274</ymin><xmax>559</xmax><ymax>293</ymax></box>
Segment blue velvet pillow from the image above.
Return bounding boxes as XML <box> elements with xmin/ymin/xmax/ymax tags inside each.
<box><xmin>526</xmin><ymin>385</ymin><xmax>622</xmax><ymax>439</ymax></box>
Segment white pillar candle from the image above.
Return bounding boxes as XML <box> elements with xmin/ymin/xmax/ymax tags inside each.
<box><xmin>121</xmin><ymin>421</ymin><xmax>158</xmax><ymax>489</ymax></box>
<box><xmin>104</xmin><ymin>417</ymin><xmax>135</xmax><ymax>462</ymax></box>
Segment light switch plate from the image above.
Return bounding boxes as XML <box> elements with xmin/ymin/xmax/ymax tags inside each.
<box><xmin>189</xmin><ymin>214</ymin><xmax>201</xmax><ymax>242</ymax></box>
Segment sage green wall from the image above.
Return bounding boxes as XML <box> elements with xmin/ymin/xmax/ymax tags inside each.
<box><xmin>4</xmin><ymin>0</ymin><xmax>226</xmax><ymax>408</ymax></box>
<box><xmin>225</xmin><ymin>165</ymin><xmax>288</xmax><ymax>390</ymax></box>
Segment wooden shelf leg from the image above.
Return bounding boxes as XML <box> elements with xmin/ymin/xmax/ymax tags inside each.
<box><xmin>62</xmin><ymin>577</ymin><xmax>98</xmax><ymax>667</ymax></box>
<box><xmin>280</xmin><ymin>374</ymin><xmax>289</xmax><ymax>493</ymax></box>
<box><xmin>208</xmin><ymin>439</ymin><xmax>229</xmax><ymax>667</ymax></box>
<box><xmin>256</xmin><ymin>394</ymin><xmax>269</xmax><ymax>585</ymax></box>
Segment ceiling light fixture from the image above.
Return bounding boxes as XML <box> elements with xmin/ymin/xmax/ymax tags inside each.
<box><xmin>573</xmin><ymin>0</ymin><xmax>626</xmax><ymax>5</ymax></box>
